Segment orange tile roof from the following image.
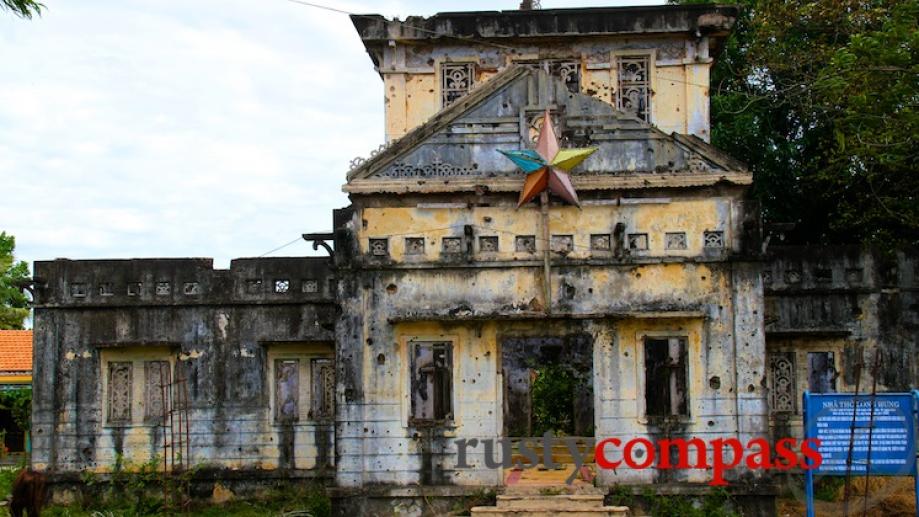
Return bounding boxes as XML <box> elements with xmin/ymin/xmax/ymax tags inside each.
<box><xmin>0</xmin><ymin>330</ymin><xmax>32</xmax><ymax>373</ymax></box>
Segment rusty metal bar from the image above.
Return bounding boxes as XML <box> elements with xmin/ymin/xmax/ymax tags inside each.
<box><xmin>540</xmin><ymin>191</ymin><xmax>551</xmax><ymax>314</ymax></box>
<box><xmin>843</xmin><ymin>359</ymin><xmax>863</xmax><ymax>517</ymax></box>
<box><xmin>863</xmin><ymin>350</ymin><xmax>881</xmax><ymax>517</ymax></box>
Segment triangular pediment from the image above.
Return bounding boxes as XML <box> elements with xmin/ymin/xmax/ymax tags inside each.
<box><xmin>344</xmin><ymin>66</ymin><xmax>749</xmax><ymax>194</ymax></box>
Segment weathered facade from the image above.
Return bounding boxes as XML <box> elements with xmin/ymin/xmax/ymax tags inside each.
<box><xmin>336</xmin><ymin>3</ymin><xmax>765</xmax><ymax>493</ymax></box>
<box><xmin>28</xmin><ymin>4</ymin><xmax>919</xmax><ymax>517</ymax></box>
<box><xmin>31</xmin><ymin>258</ymin><xmax>337</xmax><ymax>478</ymax></box>
<box><xmin>764</xmin><ymin>247</ymin><xmax>919</xmax><ymax>440</ymax></box>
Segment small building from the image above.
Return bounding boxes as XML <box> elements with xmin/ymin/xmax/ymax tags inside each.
<box><xmin>0</xmin><ymin>329</ymin><xmax>33</xmax><ymax>459</ymax></box>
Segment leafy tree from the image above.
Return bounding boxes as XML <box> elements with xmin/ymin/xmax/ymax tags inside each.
<box><xmin>674</xmin><ymin>0</ymin><xmax>918</xmax><ymax>248</ymax></box>
<box><xmin>0</xmin><ymin>389</ymin><xmax>31</xmax><ymax>432</ymax></box>
<box><xmin>1</xmin><ymin>0</ymin><xmax>42</xmax><ymax>18</ymax></box>
<box><xmin>0</xmin><ymin>232</ymin><xmax>30</xmax><ymax>330</ymax></box>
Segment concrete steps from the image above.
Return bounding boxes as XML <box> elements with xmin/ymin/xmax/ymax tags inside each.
<box><xmin>471</xmin><ymin>493</ymin><xmax>630</xmax><ymax>516</ymax></box>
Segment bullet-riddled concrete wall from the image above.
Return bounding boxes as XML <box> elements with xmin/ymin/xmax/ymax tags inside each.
<box><xmin>333</xmin><ymin>188</ymin><xmax>767</xmax><ymax>487</ymax></box>
<box><xmin>31</xmin><ymin>257</ymin><xmax>337</xmax><ymax>477</ymax></box>
<box><xmin>376</xmin><ymin>39</ymin><xmax>713</xmax><ymax>143</ymax></box>
<box><xmin>351</xmin><ymin>6</ymin><xmax>737</xmax><ymax>143</ymax></box>
<box><xmin>764</xmin><ymin>246</ymin><xmax>919</xmax><ymax>440</ymax></box>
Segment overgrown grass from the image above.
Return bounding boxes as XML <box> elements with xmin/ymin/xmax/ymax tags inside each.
<box><xmin>39</xmin><ymin>461</ymin><xmax>331</xmax><ymax>517</ymax></box>
<box><xmin>43</xmin><ymin>486</ymin><xmax>331</xmax><ymax>517</ymax></box>
<box><xmin>608</xmin><ymin>486</ymin><xmax>742</xmax><ymax>517</ymax></box>
<box><xmin>0</xmin><ymin>464</ymin><xmax>21</xmax><ymax>501</ymax></box>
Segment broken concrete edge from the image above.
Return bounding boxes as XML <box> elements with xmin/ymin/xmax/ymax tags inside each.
<box><xmin>387</xmin><ymin>310</ymin><xmax>708</xmax><ymax>324</ymax></box>
<box><xmin>350</xmin><ymin>5</ymin><xmax>739</xmax><ymax>47</ymax></box>
<box><xmin>31</xmin><ymin>256</ymin><xmax>336</xmax><ymax>308</ymax></box>
<box><xmin>343</xmin><ymin>65</ymin><xmax>749</xmax><ymax>187</ymax></box>
<box><xmin>342</xmin><ymin>173</ymin><xmax>755</xmax><ymax>195</ymax></box>
<box><xmin>326</xmin><ymin>482</ymin><xmax>776</xmax><ymax>499</ymax></box>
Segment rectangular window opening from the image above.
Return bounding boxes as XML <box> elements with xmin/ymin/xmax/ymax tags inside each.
<box><xmin>144</xmin><ymin>360</ymin><xmax>171</xmax><ymax>422</ymax></box>
<box><xmin>310</xmin><ymin>358</ymin><xmax>335</xmax><ymax>421</ymax></box>
<box><xmin>108</xmin><ymin>362</ymin><xmax>133</xmax><ymax>424</ymax></box>
<box><xmin>617</xmin><ymin>55</ymin><xmax>651</xmax><ymax>122</ymax></box>
<box><xmin>410</xmin><ymin>342</ymin><xmax>453</xmax><ymax>424</ymax></box>
<box><xmin>275</xmin><ymin>359</ymin><xmax>300</xmax><ymax>423</ymax></box>
<box><xmin>441</xmin><ymin>63</ymin><xmax>475</xmax><ymax>107</ymax></box>
<box><xmin>644</xmin><ymin>337</ymin><xmax>688</xmax><ymax>418</ymax></box>
<box><xmin>807</xmin><ymin>352</ymin><xmax>836</xmax><ymax>393</ymax></box>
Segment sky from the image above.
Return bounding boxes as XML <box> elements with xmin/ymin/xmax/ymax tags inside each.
<box><xmin>2</xmin><ymin>0</ymin><xmax>663</xmax><ymax>270</ymax></box>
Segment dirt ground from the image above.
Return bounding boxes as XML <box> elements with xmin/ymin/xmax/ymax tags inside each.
<box><xmin>777</xmin><ymin>478</ymin><xmax>916</xmax><ymax>517</ymax></box>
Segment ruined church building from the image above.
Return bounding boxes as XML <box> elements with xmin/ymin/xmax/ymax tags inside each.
<box><xmin>30</xmin><ymin>5</ymin><xmax>918</xmax><ymax>516</ymax></box>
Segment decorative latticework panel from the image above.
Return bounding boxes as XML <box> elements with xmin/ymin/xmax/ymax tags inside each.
<box><xmin>703</xmin><ymin>231</ymin><xmax>724</xmax><ymax>249</ymax></box>
<box><xmin>405</xmin><ymin>237</ymin><xmax>425</xmax><ymax>255</ymax></box>
<box><xmin>369</xmin><ymin>238</ymin><xmax>389</xmax><ymax>256</ymax></box>
<box><xmin>108</xmin><ymin>362</ymin><xmax>133</xmax><ymax>423</ymax></box>
<box><xmin>515</xmin><ymin>235</ymin><xmax>536</xmax><ymax>253</ymax></box>
<box><xmin>665</xmin><ymin>232</ymin><xmax>687</xmax><ymax>250</ymax></box>
<box><xmin>310</xmin><ymin>358</ymin><xmax>335</xmax><ymax>421</ymax></box>
<box><xmin>617</xmin><ymin>55</ymin><xmax>651</xmax><ymax>122</ymax></box>
<box><xmin>551</xmin><ymin>235</ymin><xmax>574</xmax><ymax>253</ymax></box>
<box><xmin>441</xmin><ymin>63</ymin><xmax>475</xmax><ymax>107</ymax></box>
<box><xmin>628</xmin><ymin>233</ymin><xmax>648</xmax><ymax>250</ymax></box>
<box><xmin>479</xmin><ymin>236</ymin><xmax>499</xmax><ymax>253</ymax></box>
<box><xmin>549</xmin><ymin>60</ymin><xmax>581</xmax><ymax>94</ymax></box>
<box><xmin>144</xmin><ymin>360</ymin><xmax>171</xmax><ymax>422</ymax></box>
<box><xmin>769</xmin><ymin>353</ymin><xmax>797</xmax><ymax>413</ymax></box>
<box><xmin>590</xmin><ymin>234</ymin><xmax>611</xmax><ymax>251</ymax></box>
<box><xmin>442</xmin><ymin>237</ymin><xmax>463</xmax><ymax>254</ymax></box>
<box><xmin>275</xmin><ymin>359</ymin><xmax>300</xmax><ymax>423</ymax></box>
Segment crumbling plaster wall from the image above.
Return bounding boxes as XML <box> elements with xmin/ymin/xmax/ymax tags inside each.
<box><xmin>376</xmin><ymin>37</ymin><xmax>713</xmax><ymax>142</ymax></box>
<box><xmin>334</xmin><ymin>192</ymin><xmax>766</xmax><ymax>487</ymax></box>
<box><xmin>764</xmin><ymin>246</ymin><xmax>919</xmax><ymax>439</ymax></box>
<box><xmin>31</xmin><ymin>257</ymin><xmax>337</xmax><ymax>476</ymax></box>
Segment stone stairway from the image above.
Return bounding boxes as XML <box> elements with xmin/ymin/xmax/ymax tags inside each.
<box><xmin>470</xmin><ymin>490</ymin><xmax>630</xmax><ymax>516</ymax></box>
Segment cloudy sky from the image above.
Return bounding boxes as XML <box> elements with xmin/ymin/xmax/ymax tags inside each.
<box><xmin>2</xmin><ymin>0</ymin><xmax>661</xmax><ymax>269</ymax></box>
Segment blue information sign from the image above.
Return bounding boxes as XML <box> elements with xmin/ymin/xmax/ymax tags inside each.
<box><xmin>803</xmin><ymin>392</ymin><xmax>919</xmax><ymax>517</ymax></box>
<box><xmin>804</xmin><ymin>392</ymin><xmax>916</xmax><ymax>476</ymax></box>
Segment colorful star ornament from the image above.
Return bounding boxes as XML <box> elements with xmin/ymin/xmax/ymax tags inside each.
<box><xmin>499</xmin><ymin>110</ymin><xmax>598</xmax><ymax>208</ymax></box>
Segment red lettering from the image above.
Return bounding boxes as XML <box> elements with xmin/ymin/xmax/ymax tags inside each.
<box><xmin>774</xmin><ymin>437</ymin><xmax>798</xmax><ymax>470</ymax></box>
<box><xmin>595</xmin><ymin>438</ymin><xmax>622</xmax><ymax>470</ymax></box>
<box><xmin>657</xmin><ymin>438</ymin><xmax>709</xmax><ymax>469</ymax></box>
<box><xmin>744</xmin><ymin>438</ymin><xmax>773</xmax><ymax>470</ymax></box>
<box><xmin>624</xmin><ymin>438</ymin><xmax>655</xmax><ymax>469</ymax></box>
<box><xmin>709</xmin><ymin>438</ymin><xmax>743</xmax><ymax>486</ymax></box>
<box><xmin>800</xmin><ymin>438</ymin><xmax>823</xmax><ymax>470</ymax></box>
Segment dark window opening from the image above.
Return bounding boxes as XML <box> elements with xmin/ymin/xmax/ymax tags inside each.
<box><xmin>501</xmin><ymin>335</ymin><xmax>594</xmax><ymax>438</ymax></box>
<box><xmin>807</xmin><ymin>352</ymin><xmax>836</xmax><ymax>393</ymax></box>
<box><xmin>645</xmin><ymin>337</ymin><xmax>688</xmax><ymax>418</ymax></box>
<box><xmin>410</xmin><ymin>342</ymin><xmax>453</xmax><ymax>424</ymax></box>
<box><xmin>0</xmin><ymin>408</ymin><xmax>26</xmax><ymax>453</ymax></box>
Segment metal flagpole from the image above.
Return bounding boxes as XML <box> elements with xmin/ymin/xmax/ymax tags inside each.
<box><xmin>540</xmin><ymin>191</ymin><xmax>551</xmax><ymax>315</ymax></box>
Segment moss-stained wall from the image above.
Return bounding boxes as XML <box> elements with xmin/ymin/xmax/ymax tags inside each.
<box><xmin>375</xmin><ymin>38</ymin><xmax>714</xmax><ymax>143</ymax></box>
<box><xmin>31</xmin><ymin>258</ymin><xmax>337</xmax><ymax>476</ymax></box>
<box><xmin>764</xmin><ymin>246</ymin><xmax>919</xmax><ymax>441</ymax></box>
<box><xmin>333</xmin><ymin>189</ymin><xmax>767</xmax><ymax>487</ymax></box>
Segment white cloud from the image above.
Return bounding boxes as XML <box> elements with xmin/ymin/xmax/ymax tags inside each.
<box><xmin>1</xmin><ymin>0</ymin><xmax>662</xmax><ymax>269</ymax></box>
